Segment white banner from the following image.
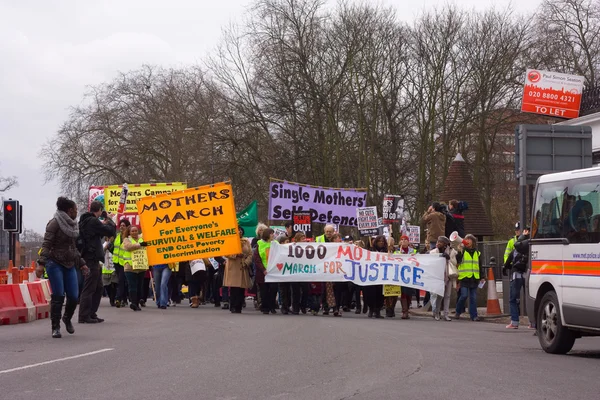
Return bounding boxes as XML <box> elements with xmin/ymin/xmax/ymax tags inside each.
<box><xmin>265</xmin><ymin>242</ymin><xmax>446</xmax><ymax>295</ymax></box>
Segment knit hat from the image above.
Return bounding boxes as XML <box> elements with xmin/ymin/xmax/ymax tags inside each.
<box><xmin>437</xmin><ymin>236</ymin><xmax>450</xmax><ymax>245</ymax></box>
<box><xmin>400</xmin><ymin>235</ymin><xmax>409</xmax><ymax>241</ymax></box>
<box><xmin>276</xmin><ymin>235</ymin><xmax>289</xmax><ymax>244</ymax></box>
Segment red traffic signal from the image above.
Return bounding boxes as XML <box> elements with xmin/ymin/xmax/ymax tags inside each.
<box><xmin>2</xmin><ymin>200</ymin><xmax>20</xmax><ymax>232</ymax></box>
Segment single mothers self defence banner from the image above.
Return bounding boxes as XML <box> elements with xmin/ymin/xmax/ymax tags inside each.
<box><xmin>268</xmin><ymin>180</ymin><xmax>367</xmax><ymax>227</ymax></box>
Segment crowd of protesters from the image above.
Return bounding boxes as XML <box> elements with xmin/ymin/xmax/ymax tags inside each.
<box><xmin>38</xmin><ymin>196</ymin><xmax>509</xmax><ymax>339</ymax></box>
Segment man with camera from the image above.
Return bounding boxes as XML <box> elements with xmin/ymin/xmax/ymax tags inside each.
<box><xmin>503</xmin><ymin>226</ymin><xmax>530</xmax><ymax>329</ymax></box>
<box><xmin>78</xmin><ymin>201</ymin><xmax>116</xmax><ymax>323</ymax></box>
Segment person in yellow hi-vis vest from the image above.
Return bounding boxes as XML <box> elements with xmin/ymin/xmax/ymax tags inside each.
<box><xmin>122</xmin><ymin>226</ymin><xmax>149</xmax><ymax>311</ymax></box>
<box><xmin>503</xmin><ymin>222</ymin><xmax>521</xmax><ymax>264</ymax></box>
<box><xmin>253</xmin><ymin>228</ymin><xmax>276</xmax><ymax>314</ymax></box>
<box><xmin>113</xmin><ymin>219</ymin><xmax>131</xmax><ymax>308</ymax></box>
<box><xmin>101</xmin><ymin>237</ymin><xmax>118</xmax><ymax>307</ymax></box>
<box><xmin>455</xmin><ymin>234</ymin><xmax>486</xmax><ymax>321</ymax></box>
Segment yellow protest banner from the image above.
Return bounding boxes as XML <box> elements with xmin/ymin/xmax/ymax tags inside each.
<box><xmin>104</xmin><ymin>182</ymin><xmax>187</xmax><ymax>214</ymax></box>
<box><xmin>383</xmin><ymin>285</ymin><xmax>401</xmax><ymax>297</ymax></box>
<box><xmin>137</xmin><ymin>182</ymin><xmax>242</xmax><ymax>265</ymax></box>
<box><xmin>131</xmin><ymin>249</ymin><xmax>149</xmax><ymax>270</ymax></box>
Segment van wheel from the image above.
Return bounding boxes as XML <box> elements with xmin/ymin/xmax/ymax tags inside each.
<box><xmin>537</xmin><ymin>291</ymin><xmax>575</xmax><ymax>354</ymax></box>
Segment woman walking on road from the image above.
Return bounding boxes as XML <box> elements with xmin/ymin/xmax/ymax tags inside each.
<box><xmin>224</xmin><ymin>227</ymin><xmax>253</xmax><ymax>313</ymax></box>
<box><xmin>37</xmin><ymin>197</ymin><xmax>89</xmax><ymax>338</ymax></box>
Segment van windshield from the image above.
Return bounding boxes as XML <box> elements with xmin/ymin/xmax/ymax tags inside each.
<box><xmin>533</xmin><ymin>177</ymin><xmax>600</xmax><ymax>243</ymax></box>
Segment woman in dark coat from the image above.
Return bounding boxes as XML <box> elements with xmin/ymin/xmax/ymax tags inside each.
<box><xmin>38</xmin><ymin>197</ymin><xmax>89</xmax><ymax>338</ymax></box>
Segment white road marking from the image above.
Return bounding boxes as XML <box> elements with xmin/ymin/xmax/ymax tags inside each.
<box><xmin>0</xmin><ymin>348</ymin><xmax>114</xmax><ymax>375</ymax></box>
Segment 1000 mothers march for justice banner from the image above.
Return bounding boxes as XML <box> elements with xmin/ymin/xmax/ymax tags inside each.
<box><xmin>265</xmin><ymin>242</ymin><xmax>446</xmax><ymax>295</ymax></box>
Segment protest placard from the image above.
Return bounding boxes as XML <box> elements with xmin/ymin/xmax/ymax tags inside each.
<box><xmin>357</xmin><ymin>207</ymin><xmax>379</xmax><ymax>236</ymax></box>
<box><xmin>407</xmin><ymin>225</ymin><xmax>421</xmax><ymax>244</ymax></box>
<box><xmin>137</xmin><ymin>182</ymin><xmax>242</xmax><ymax>265</ymax></box>
<box><xmin>383</xmin><ymin>285</ymin><xmax>401</xmax><ymax>297</ymax></box>
<box><xmin>382</xmin><ymin>195</ymin><xmax>404</xmax><ymax>224</ymax></box>
<box><xmin>292</xmin><ymin>210</ymin><xmax>313</xmax><ymax>238</ymax></box>
<box><xmin>131</xmin><ymin>249</ymin><xmax>149</xmax><ymax>270</ymax></box>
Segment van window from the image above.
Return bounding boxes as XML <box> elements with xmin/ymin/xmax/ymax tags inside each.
<box><xmin>533</xmin><ymin>177</ymin><xmax>600</xmax><ymax>243</ymax></box>
<box><xmin>564</xmin><ymin>177</ymin><xmax>600</xmax><ymax>244</ymax></box>
<box><xmin>532</xmin><ymin>182</ymin><xmax>565</xmax><ymax>239</ymax></box>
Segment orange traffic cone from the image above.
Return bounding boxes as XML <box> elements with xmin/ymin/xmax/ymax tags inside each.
<box><xmin>486</xmin><ymin>268</ymin><xmax>502</xmax><ymax>316</ymax></box>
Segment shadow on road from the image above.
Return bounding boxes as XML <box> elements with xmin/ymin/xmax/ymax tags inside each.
<box><xmin>567</xmin><ymin>351</ymin><xmax>600</xmax><ymax>359</ymax></box>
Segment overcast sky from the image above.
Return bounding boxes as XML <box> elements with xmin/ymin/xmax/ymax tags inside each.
<box><xmin>0</xmin><ymin>0</ymin><xmax>541</xmax><ymax>234</ymax></box>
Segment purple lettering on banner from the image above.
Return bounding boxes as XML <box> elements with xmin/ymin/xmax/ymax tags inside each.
<box><xmin>269</xmin><ymin>181</ymin><xmax>367</xmax><ymax>227</ymax></box>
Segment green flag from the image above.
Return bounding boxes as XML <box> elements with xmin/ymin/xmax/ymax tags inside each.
<box><xmin>237</xmin><ymin>200</ymin><xmax>258</xmax><ymax>238</ymax></box>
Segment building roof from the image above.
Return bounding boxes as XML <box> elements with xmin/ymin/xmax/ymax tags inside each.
<box><xmin>441</xmin><ymin>154</ymin><xmax>494</xmax><ymax>237</ymax></box>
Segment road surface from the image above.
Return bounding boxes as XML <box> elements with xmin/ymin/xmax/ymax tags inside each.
<box><xmin>1</xmin><ymin>300</ymin><xmax>599</xmax><ymax>400</ymax></box>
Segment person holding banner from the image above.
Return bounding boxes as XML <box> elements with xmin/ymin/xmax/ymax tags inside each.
<box><xmin>397</xmin><ymin>235</ymin><xmax>417</xmax><ymax>319</ymax></box>
<box><xmin>352</xmin><ymin>240</ymin><xmax>367</xmax><ymax>315</ymax></box>
<box><xmin>429</xmin><ymin>236</ymin><xmax>460</xmax><ymax>321</ymax></box>
<box><xmin>224</xmin><ymin>227</ymin><xmax>253</xmax><ymax>314</ymax></box>
<box><xmin>291</xmin><ymin>232</ymin><xmax>309</xmax><ymax>315</ymax></box>
<box><xmin>276</xmin><ymin>235</ymin><xmax>293</xmax><ymax>314</ymax></box>
<box><xmin>316</xmin><ymin>225</ymin><xmax>336</xmax><ymax>315</ymax></box>
<box><xmin>384</xmin><ymin>237</ymin><xmax>399</xmax><ymax>318</ymax></box>
<box><xmin>253</xmin><ymin>228</ymin><xmax>277</xmax><ymax>314</ymax></box>
<box><xmin>363</xmin><ymin>235</ymin><xmax>387</xmax><ymax>319</ymax></box>
<box><xmin>122</xmin><ymin>226</ymin><xmax>149</xmax><ymax>311</ymax></box>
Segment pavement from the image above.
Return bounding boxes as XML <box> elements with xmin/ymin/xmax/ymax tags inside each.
<box><xmin>1</xmin><ymin>299</ymin><xmax>600</xmax><ymax>400</ymax></box>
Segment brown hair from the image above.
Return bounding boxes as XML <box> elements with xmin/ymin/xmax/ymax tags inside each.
<box><xmin>449</xmin><ymin>199</ymin><xmax>458</xmax><ymax>208</ymax></box>
<box><xmin>294</xmin><ymin>232</ymin><xmax>306</xmax><ymax>242</ymax></box>
<box><xmin>261</xmin><ymin>228</ymin><xmax>274</xmax><ymax>242</ymax></box>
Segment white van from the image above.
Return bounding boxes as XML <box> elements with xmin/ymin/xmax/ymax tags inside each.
<box><xmin>527</xmin><ymin>166</ymin><xmax>600</xmax><ymax>354</ymax></box>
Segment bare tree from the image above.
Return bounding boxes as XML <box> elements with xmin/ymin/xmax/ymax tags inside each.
<box><xmin>535</xmin><ymin>0</ymin><xmax>600</xmax><ymax>87</ymax></box>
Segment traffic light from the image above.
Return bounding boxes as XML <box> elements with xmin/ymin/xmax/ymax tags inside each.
<box><xmin>2</xmin><ymin>199</ymin><xmax>20</xmax><ymax>232</ymax></box>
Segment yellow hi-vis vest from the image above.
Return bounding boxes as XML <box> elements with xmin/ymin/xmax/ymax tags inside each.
<box><xmin>113</xmin><ymin>233</ymin><xmax>123</xmax><ymax>265</ymax></box>
<box><xmin>257</xmin><ymin>239</ymin><xmax>271</xmax><ymax>269</ymax></box>
<box><xmin>458</xmin><ymin>250</ymin><xmax>480</xmax><ymax>280</ymax></box>
<box><xmin>503</xmin><ymin>236</ymin><xmax>517</xmax><ymax>263</ymax></box>
<box><xmin>316</xmin><ymin>235</ymin><xmax>325</xmax><ymax>242</ymax></box>
<box><xmin>120</xmin><ymin>235</ymin><xmax>143</xmax><ymax>268</ymax></box>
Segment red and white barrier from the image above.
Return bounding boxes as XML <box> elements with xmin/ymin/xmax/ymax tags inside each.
<box><xmin>0</xmin><ymin>284</ymin><xmax>28</xmax><ymax>325</ymax></box>
<box><xmin>26</xmin><ymin>281</ymin><xmax>50</xmax><ymax>320</ymax></box>
<box><xmin>0</xmin><ymin>280</ymin><xmax>52</xmax><ymax>325</ymax></box>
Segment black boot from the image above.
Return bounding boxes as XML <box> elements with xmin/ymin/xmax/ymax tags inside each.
<box><xmin>62</xmin><ymin>297</ymin><xmax>77</xmax><ymax>334</ymax></box>
<box><xmin>130</xmin><ymin>293</ymin><xmax>141</xmax><ymax>311</ymax></box>
<box><xmin>51</xmin><ymin>295</ymin><xmax>64</xmax><ymax>338</ymax></box>
<box><xmin>375</xmin><ymin>309</ymin><xmax>385</xmax><ymax>319</ymax></box>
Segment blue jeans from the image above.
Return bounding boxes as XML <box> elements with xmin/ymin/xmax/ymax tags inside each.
<box><xmin>153</xmin><ymin>266</ymin><xmax>172</xmax><ymax>308</ymax></box>
<box><xmin>456</xmin><ymin>285</ymin><xmax>478</xmax><ymax>319</ymax></box>
<box><xmin>509</xmin><ymin>277</ymin><xmax>524</xmax><ymax>325</ymax></box>
<box><xmin>45</xmin><ymin>260</ymin><xmax>79</xmax><ymax>302</ymax></box>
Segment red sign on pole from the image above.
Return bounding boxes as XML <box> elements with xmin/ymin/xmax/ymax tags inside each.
<box><xmin>521</xmin><ymin>69</ymin><xmax>585</xmax><ymax>119</ymax></box>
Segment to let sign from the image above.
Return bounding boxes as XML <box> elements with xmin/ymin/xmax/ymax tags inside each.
<box><xmin>521</xmin><ymin>69</ymin><xmax>584</xmax><ymax>119</ymax></box>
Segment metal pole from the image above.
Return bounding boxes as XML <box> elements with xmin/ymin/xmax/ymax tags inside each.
<box><xmin>8</xmin><ymin>232</ymin><xmax>15</xmax><ymax>266</ymax></box>
<box><xmin>211</xmin><ymin>134</ymin><xmax>214</xmax><ymax>184</ymax></box>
